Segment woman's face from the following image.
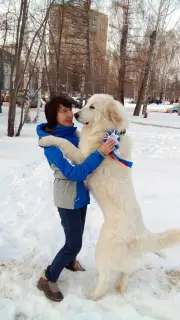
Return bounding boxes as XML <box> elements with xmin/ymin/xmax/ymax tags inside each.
<box><xmin>56</xmin><ymin>105</ymin><xmax>73</xmax><ymax>126</ymax></box>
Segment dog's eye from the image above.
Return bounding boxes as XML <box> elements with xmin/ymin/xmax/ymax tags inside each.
<box><xmin>90</xmin><ymin>105</ymin><xmax>95</xmax><ymax>109</ymax></box>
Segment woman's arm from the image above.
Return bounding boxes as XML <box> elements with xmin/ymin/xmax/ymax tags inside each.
<box><xmin>39</xmin><ymin>136</ymin><xmax>85</xmax><ymax>164</ymax></box>
<box><xmin>44</xmin><ymin>146</ymin><xmax>105</xmax><ymax>182</ymax></box>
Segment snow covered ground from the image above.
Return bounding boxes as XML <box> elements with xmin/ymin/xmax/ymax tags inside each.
<box><xmin>125</xmin><ymin>101</ymin><xmax>180</xmax><ymax>129</ymax></box>
<box><xmin>0</xmin><ymin>106</ymin><xmax>180</xmax><ymax>320</ymax></box>
<box><xmin>125</xmin><ymin>101</ymin><xmax>170</xmax><ymax>113</ymax></box>
<box><xmin>129</xmin><ymin>112</ymin><xmax>180</xmax><ymax>129</ymax></box>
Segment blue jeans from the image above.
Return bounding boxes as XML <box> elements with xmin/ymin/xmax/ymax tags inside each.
<box><xmin>45</xmin><ymin>206</ymin><xmax>87</xmax><ymax>282</ymax></box>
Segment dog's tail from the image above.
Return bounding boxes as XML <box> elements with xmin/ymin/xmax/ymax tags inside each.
<box><xmin>129</xmin><ymin>229</ymin><xmax>180</xmax><ymax>253</ymax></box>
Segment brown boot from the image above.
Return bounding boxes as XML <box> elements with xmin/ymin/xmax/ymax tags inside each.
<box><xmin>65</xmin><ymin>260</ymin><xmax>85</xmax><ymax>272</ymax></box>
<box><xmin>37</xmin><ymin>271</ymin><xmax>64</xmax><ymax>302</ymax></box>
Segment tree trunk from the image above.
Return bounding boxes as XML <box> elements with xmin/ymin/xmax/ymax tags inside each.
<box><xmin>85</xmin><ymin>0</ymin><xmax>94</xmax><ymax>96</ymax></box>
<box><xmin>159</xmin><ymin>73</ymin><xmax>166</xmax><ymax>102</ymax></box>
<box><xmin>7</xmin><ymin>0</ymin><xmax>53</xmax><ymax>136</ymax></box>
<box><xmin>0</xmin><ymin>90</ymin><xmax>2</xmax><ymax>113</ymax></box>
<box><xmin>8</xmin><ymin>0</ymin><xmax>28</xmax><ymax>136</ymax></box>
<box><xmin>33</xmin><ymin>89</ymin><xmax>42</xmax><ymax>123</ymax></box>
<box><xmin>54</xmin><ymin>4</ymin><xmax>65</xmax><ymax>95</ymax></box>
<box><xmin>8</xmin><ymin>93</ymin><xmax>17</xmax><ymax>136</ymax></box>
<box><xmin>159</xmin><ymin>90</ymin><xmax>163</xmax><ymax>102</ymax></box>
<box><xmin>142</xmin><ymin>61</ymin><xmax>155</xmax><ymax>118</ymax></box>
<box><xmin>142</xmin><ymin>86</ymin><xmax>149</xmax><ymax>118</ymax></box>
<box><xmin>0</xmin><ymin>52</ymin><xmax>4</xmax><ymax>113</ymax></box>
<box><xmin>117</xmin><ymin>4</ymin><xmax>129</xmax><ymax>105</ymax></box>
<box><xmin>24</xmin><ymin>100</ymin><xmax>31</xmax><ymax>123</ymax></box>
<box><xmin>33</xmin><ymin>32</ymin><xmax>45</xmax><ymax>123</ymax></box>
<box><xmin>15</xmin><ymin>106</ymin><xmax>24</xmax><ymax>136</ymax></box>
<box><xmin>133</xmin><ymin>30</ymin><xmax>157</xmax><ymax>116</ymax></box>
<box><xmin>142</xmin><ymin>101</ymin><xmax>148</xmax><ymax>118</ymax></box>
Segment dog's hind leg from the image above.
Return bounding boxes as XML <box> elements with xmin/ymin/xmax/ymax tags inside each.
<box><xmin>116</xmin><ymin>272</ymin><xmax>129</xmax><ymax>295</ymax></box>
<box><xmin>88</xmin><ymin>267</ymin><xmax>112</xmax><ymax>301</ymax></box>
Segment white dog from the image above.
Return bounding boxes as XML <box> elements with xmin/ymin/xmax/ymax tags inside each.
<box><xmin>39</xmin><ymin>94</ymin><xmax>180</xmax><ymax>300</ymax></box>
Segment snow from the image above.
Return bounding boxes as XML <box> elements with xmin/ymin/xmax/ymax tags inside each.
<box><xmin>125</xmin><ymin>101</ymin><xmax>180</xmax><ymax>128</ymax></box>
<box><xmin>129</xmin><ymin>111</ymin><xmax>180</xmax><ymax>129</ymax></box>
<box><xmin>1</xmin><ymin>105</ymin><xmax>180</xmax><ymax>320</ymax></box>
<box><xmin>125</xmin><ymin>101</ymin><xmax>170</xmax><ymax>113</ymax></box>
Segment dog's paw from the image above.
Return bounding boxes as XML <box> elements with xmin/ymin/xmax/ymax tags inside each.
<box><xmin>115</xmin><ymin>283</ymin><xmax>124</xmax><ymax>295</ymax></box>
<box><xmin>39</xmin><ymin>136</ymin><xmax>54</xmax><ymax>147</ymax></box>
<box><xmin>87</xmin><ymin>291</ymin><xmax>103</xmax><ymax>301</ymax></box>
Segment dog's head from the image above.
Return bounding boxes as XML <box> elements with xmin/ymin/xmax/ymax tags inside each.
<box><xmin>74</xmin><ymin>94</ymin><xmax>128</xmax><ymax>131</ymax></box>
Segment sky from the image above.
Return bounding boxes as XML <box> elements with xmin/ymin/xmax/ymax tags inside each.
<box><xmin>0</xmin><ymin>0</ymin><xmax>180</xmax><ymax>40</ymax></box>
<box><xmin>99</xmin><ymin>0</ymin><xmax>180</xmax><ymax>29</ymax></box>
<box><xmin>166</xmin><ymin>7</ymin><xmax>180</xmax><ymax>29</ymax></box>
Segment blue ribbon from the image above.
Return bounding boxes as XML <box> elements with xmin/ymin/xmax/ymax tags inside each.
<box><xmin>103</xmin><ymin>129</ymin><xmax>133</xmax><ymax>168</ymax></box>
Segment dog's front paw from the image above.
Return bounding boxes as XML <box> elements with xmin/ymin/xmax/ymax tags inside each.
<box><xmin>39</xmin><ymin>136</ymin><xmax>54</xmax><ymax>147</ymax></box>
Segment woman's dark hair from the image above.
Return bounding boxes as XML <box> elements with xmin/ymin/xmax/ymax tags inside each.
<box><xmin>45</xmin><ymin>94</ymin><xmax>72</xmax><ymax>128</ymax></box>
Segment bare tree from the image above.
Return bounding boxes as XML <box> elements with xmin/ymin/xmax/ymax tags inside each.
<box><xmin>15</xmin><ymin>1</ymin><xmax>56</xmax><ymax>136</ymax></box>
<box><xmin>7</xmin><ymin>0</ymin><xmax>29</xmax><ymax>136</ymax></box>
<box><xmin>108</xmin><ymin>0</ymin><xmax>146</xmax><ymax>102</ymax></box>
<box><xmin>133</xmin><ymin>0</ymin><xmax>180</xmax><ymax>116</ymax></box>
<box><xmin>83</xmin><ymin>0</ymin><xmax>94</xmax><ymax>96</ymax></box>
<box><xmin>2</xmin><ymin>0</ymin><xmax>55</xmax><ymax>136</ymax></box>
<box><xmin>117</xmin><ymin>1</ymin><xmax>130</xmax><ymax>105</ymax></box>
<box><xmin>134</xmin><ymin>29</ymin><xmax>157</xmax><ymax>116</ymax></box>
<box><xmin>106</xmin><ymin>0</ymin><xmax>180</xmax><ymax>109</ymax></box>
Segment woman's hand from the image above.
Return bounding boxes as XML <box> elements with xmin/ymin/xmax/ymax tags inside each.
<box><xmin>99</xmin><ymin>139</ymin><xmax>115</xmax><ymax>155</ymax></box>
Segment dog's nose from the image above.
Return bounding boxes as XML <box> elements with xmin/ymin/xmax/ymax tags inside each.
<box><xmin>74</xmin><ymin>112</ymin><xmax>79</xmax><ymax>120</ymax></box>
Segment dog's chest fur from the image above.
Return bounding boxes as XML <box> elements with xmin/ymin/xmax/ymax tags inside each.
<box><xmin>79</xmin><ymin>125</ymin><xmax>105</xmax><ymax>157</ymax></box>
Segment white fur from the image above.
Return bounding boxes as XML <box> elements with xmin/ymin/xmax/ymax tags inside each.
<box><xmin>39</xmin><ymin>94</ymin><xmax>180</xmax><ymax>300</ymax></box>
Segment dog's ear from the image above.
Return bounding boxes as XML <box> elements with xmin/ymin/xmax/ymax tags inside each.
<box><xmin>106</xmin><ymin>101</ymin><xmax>122</xmax><ymax>126</ymax></box>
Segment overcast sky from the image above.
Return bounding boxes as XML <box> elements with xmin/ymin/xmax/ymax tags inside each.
<box><xmin>0</xmin><ymin>0</ymin><xmax>179</xmax><ymax>30</ymax></box>
<box><xmin>99</xmin><ymin>0</ymin><xmax>180</xmax><ymax>29</ymax></box>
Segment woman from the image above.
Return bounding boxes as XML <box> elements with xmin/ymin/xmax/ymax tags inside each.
<box><xmin>36</xmin><ymin>95</ymin><xmax>115</xmax><ymax>302</ymax></box>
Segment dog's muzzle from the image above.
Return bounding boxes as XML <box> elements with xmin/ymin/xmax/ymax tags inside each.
<box><xmin>74</xmin><ymin>112</ymin><xmax>89</xmax><ymax>124</ymax></box>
